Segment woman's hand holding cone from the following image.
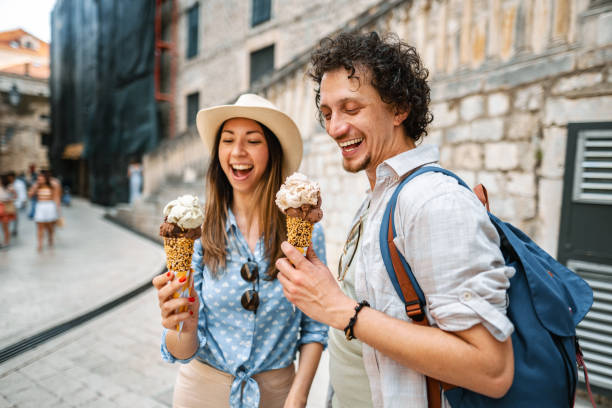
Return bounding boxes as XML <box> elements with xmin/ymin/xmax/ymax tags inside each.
<box><xmin>152</xmin><ymin>271</ymin><xmax>199</xmax><ymax>333</ymax></box>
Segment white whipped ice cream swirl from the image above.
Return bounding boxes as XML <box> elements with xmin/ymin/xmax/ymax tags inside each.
<box><xmin>275</xmin><ymin>172</ymin><xmax>320</xmax><ymax>212</ymax></box>
<box><xmin>163</xmin><ymin>194</ymin><xmax>204</xmax><ymax>229</ymax></box>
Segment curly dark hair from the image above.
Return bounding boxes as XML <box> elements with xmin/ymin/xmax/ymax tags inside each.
<box><xmin>309</xmin><ymin>31</ymin><xmax>433</xmax><ymax>142</ymax></box>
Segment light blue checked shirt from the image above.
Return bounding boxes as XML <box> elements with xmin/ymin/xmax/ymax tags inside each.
<box><xmin>161</xmin><ymin>210</ymin><xmax>328</xmax><ymax>408</ymax></box>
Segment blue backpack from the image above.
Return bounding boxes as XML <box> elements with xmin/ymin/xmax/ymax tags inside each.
<box><xmin>379</xmin><ymin>166</ymin><xmax>594</xmax><ymax>408</ymax></box>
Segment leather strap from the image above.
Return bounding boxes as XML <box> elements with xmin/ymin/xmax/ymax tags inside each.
<box><xmin>387</xmin><ymin>200</ymin><xmax>454</xmax><ymax>408</ymax></box>
<box><xmin>473</xmin><ymin>184</ymin><xmax>490</xmax><ymax>212</ymax></box>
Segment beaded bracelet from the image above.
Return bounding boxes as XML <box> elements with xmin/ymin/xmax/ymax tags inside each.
<box><xmin>344</xmin><ymin>300</ymin><xmax>370</xmax><ymax>341</ymax></box>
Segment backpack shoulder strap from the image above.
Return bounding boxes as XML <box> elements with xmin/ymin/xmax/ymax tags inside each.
<box><xmin>379</xmin><ymin>165</ymin><xmax>471</xmax><ymax>408</ymax></box>
<box><xmin>379</xmin><ymin>165</ymin><xmax>471</xmax><ymax>316</ymax></box>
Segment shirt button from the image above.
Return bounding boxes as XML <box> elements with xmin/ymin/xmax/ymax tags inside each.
<box><xmin>462</xmin><ymin>292</ymin><xmax>472</xmax><ymax>301</ymax></box>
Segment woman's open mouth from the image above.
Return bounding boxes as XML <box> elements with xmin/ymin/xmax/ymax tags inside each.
<box><xmin>339</xmin><ymin>137</ymin><xmax>363</xmax><ymax>155</ymax></box>
<box><xmin>231</xmin><ymin>164</ymin><xmax>254</xmax><ymax>180</ymax></box>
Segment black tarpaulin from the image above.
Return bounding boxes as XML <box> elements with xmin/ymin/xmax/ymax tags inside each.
<box><xmin>50</xmin><ymin>0</ymin><xmax>157</xmax><ymax>205</ymax></box>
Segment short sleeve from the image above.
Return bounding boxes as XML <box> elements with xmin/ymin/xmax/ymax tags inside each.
<box><xmin>298</xmin><ymin>223</ymin><xmax>329</xmax><ymax>348</ymax></box>
<box><xmin>396</xmin><ymin>188</ymin><xmax>515</xmax><ymax>341</ymax></box>
<box><xmin>160</xmin><ymin>239</ymin><xmax>208</xmax><ymax>363</ymax></box>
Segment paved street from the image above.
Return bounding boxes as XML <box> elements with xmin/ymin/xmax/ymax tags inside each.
<box><xmin>0</xmin><ymin>198</ymin><xmax>329</xmax><ymax>408</ymax></box>
<box><xmin>0</xmin><ymin>199</ymin><xmax>165</xmax><ymax>350</ymax></box>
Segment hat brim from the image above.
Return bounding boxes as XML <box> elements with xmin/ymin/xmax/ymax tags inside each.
<box><xmin>196</xmin><ymin>105</ymin><xmax>303</xmax><ymax>179</ymax></box>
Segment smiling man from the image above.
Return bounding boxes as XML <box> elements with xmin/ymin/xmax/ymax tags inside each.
<box><xmin>276</xmin><ymin>32</ymin><xmax>516</xmax><ymax>408</ymax></box>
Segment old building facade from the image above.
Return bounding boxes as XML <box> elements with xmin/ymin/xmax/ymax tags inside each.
<box><xmin>143</xmin><ymin>0</ymin><xmax>612</xmax><ymax>393</ymax></box>
<box><xmin>0</xmin><ymin>29</ymin><xmax>50</xmax><ymax>174</ymax></box>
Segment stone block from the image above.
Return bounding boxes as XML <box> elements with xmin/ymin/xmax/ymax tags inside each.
<box><xmin>540</xmin><ymin>126</ymin><xmax>568</xmax><ymax>178</ymax></box>
<box><xmin>514</xmin><ymin>84</ymin><xmax>543</xmax><ymax>111</ymax></box>
<box><xmin>597</xmin><ymin>11</ymin><xmax>612</xmax><ymax>47</ymax></box>
<box><xmin>431</xmin><ymin>77</ymin><xmax>483</xmax><ymax>102</ymax></box>
<box><xmin>439</xmin><ymin>145</ymin><xmax>454</xmax><ymax>168</ymax></box>
<box><xmin>485</xmin><ymin>142</ymin><xmax>519</xmax><ymax>170</ymax></box>
<box><xmin>453</xmin><ymin>143</ymin><xmax>483</xmax><ymax>170</ymax></box>
<box><xmin>471</xmin><ymin>117</ymin><xmax>504</xmax><ymax>142</ymax></box>
<box><xmin>487</xmin><ymin>92</ymin><xmax>510</xmax><ymax>116</ymax></box>
<box><xmin>445</xmin><ymin>125</ymin><xmax>471</xmax><ymax>144</ymax></box>
<box><xmin>431</xmin><ymin>101</ymin><xmax>459</xmax><ymax>128</ymax></box>
<box><xmin>460</xmin><ymin>95</ymin><xmax>484</xmax><ymax>122</ymax></box>
<box><xmin>423</xmin><ymin>129</ymin><xmax>443</xmax><ymax>146</ymax></box>
<box><xmin>535</xmin><ymin>178</ymin><xmax>564</xmax><ymax>257</ymax></box>
<box><xmin>476</xmin><ymin>171</ymin><xmax>505</xmax><ymax>195</ymax></box>
<box><xmin>514</xmin><ymin>196</ymin><xmax>537</xmax><ymax>220</ymax></box>
<box><xmin>518</xmin><ymin>142</ymin><xmax>537</xmax><ymax>172</ymax></box>
<box><xmin>576</xmin><ymin>47</ymin><xmax>612</xmax><ymax>70</ymax></box>
<box><xmin>507</xmin><ymin>172</ymin><xmax>536</xmax><ymax>197</ymax></box>
<box><xmin>487</xmin><ymin>195</ymin><xmax>515</xmax><ymax>220</ymax></box>
<box><xmin>507</xmin><ymin>112</ymin><xmax>539</xmax><ymax>140</ymax></box>
<box><xmin>552</xmin><ymin>72</ymin><xmax>603</xmax><ymax>94</ymax></box>
<box><xmin>544</xmin><ymin>96</ymin><xmax>612</xmax><ymax>126</ymax></box>
<box><xmin>453</xmin><ymin>169</ymin><xmax>476</xmax><ymax>188</ymax></box>
<box><xmin>485</xmin><ymin>54</ymin><xmax>574</xmax><ymax>91</ymax></box>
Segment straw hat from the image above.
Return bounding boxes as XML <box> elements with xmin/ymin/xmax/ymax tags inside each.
<box><xmin>196</xmin><ymin>94</ymin><xmax>303</xmax><ymax>178</ymax></box>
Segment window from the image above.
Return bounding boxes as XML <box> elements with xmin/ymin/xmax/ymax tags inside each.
<box><xmin>251</xmin><ymin>0</ymin><xmax>271</xmax><ymax>27</ymax></box>
<box><xmin>186</xmin><ymin>92</ymin><xmax>199</xmax><ymax>127</ymax></box>
<box><xmin>249</xmin><ymin>44</ymin><xmax>274</xmax><ymax>86</ymax></box>
<box><xmin>186</xmin><ymin>4</ymin><xmax>199</xmax><ymax>59</ymax></box>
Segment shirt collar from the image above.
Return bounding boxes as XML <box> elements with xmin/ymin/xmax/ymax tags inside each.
<box><xmin>377</xmin><ymin>144</ymin><xmax>440</xmax><ymax>180</ymax></box>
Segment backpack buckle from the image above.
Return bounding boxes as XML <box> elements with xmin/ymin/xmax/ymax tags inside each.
<box><xmin>405</xmin><ymin>300</ymin><xmax>425</xmax><ymax>321</ymax></box>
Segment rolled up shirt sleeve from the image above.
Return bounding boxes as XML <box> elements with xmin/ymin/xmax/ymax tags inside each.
<box><xmin>298</xmin><ymin>223</ymin><xmax>329</xmax><ymax>348</ymax></box>
<box><xmin>395</xmin><ymin>188</ymin><xmax>515</xmax><ymax>342</ymax></box>
<box><xmin>160</xmin><ymin>239</ymin><xmax>208</xmax><ymax>363</ymax></box>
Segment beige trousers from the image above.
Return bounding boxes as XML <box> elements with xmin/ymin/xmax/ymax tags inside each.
<box><xmin>173</xmin><ymin>359</ymin><xmax>295</xmax><ymax>408</ymax></box>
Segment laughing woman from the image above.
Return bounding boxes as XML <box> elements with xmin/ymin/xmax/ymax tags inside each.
<box><xmin>152</xmin><ymin>94</ymin><xmax>328</xmax><ymax>408</ymax></box>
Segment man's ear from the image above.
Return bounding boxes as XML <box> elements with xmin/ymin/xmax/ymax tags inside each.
<box><xmin>393</xmin><ymin>105</ymin><xmax>411</xmax><ymax>126</ymax></box>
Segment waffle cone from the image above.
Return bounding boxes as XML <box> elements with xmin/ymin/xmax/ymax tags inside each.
<box><xmin>163</xmin><ymin>237</ymin><xmax>195</xmax><ymax>274</ymax></box>
<box><xmin>287</xmin><ymin>215</ymin><xmax>313</xmax><ymax>248</ymax></box>
<box><xmin>163</xmin><ymin>236</ymin><xmax>195</xmax><ymax>332</ymax></box>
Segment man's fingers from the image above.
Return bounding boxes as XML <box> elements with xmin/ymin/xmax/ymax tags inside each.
<box><xmin>281</xmin><ymin>241</ymin><xmax>313</xmax><ymax>269</ymax></box>
<box><xmin>275</xmin><ymin>256</ymin><xmax>297</xmax><ymax>279</ymax></box>
<box><xmin>306</xmin><ymin>245</ymin><xmax>324</xmax><ymax>267</ymax></box>
<box><xmin>278</xmin><ymin>271</ymin><xmax>298</xmax><ymax>302</ymax></box>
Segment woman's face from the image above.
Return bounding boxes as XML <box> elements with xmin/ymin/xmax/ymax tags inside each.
<box><xmin>218</xmin><ymin>118</ymin><xmax>270</xmax><ymax>196</ymax></box>
<box><xmin>37</xmin><ymin>174</ymin><xmax>45</xmax><ymax>184</ymax></box>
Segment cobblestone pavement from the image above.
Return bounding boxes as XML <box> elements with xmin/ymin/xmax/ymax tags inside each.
<box><xmin>0</xmin><ymin>286</ymin><xmax>329</xmax><ymax>408</ymax></box>
<box><xmin>0</xmin><ymin>198</ymin><xmax>165</xmax><ymax>350</ymax></box>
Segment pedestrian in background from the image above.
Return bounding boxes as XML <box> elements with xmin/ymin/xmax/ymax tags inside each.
<box><xmin>27</xmin><ymin>164</ymin><xmax>38</xmax><ymax>220</ymax></box>
<box><xmin>8</xmin><ymin>171</ymin><xmax>26</xmax><ymax>237</ymax></box>
<box><xmin>152</xmin><ymin>94</ymin><xmax>328</xmax><ymax>408</ymax></box>
<box><xmin>127</xmin><ymin>158</ymin><xmax>142</xmax><ymax>205</ymax></box>
<box><xmin>0</xmin><ymin>174</ymin><xmax>17</xmax><ymax>247</ymax></box>
<box><xmin>28</xmin><ymin>170</ymin><xmax>61</xmax><ymax>252</ymax></box>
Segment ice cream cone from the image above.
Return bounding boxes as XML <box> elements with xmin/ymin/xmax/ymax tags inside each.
<box><xmin>159</xmin><ymin>195</ymin><xmax>204</xmax><ymax>333</ymax></box>
<box><xmin>286</xmin><ymin>215</ymin><xmax>313</xmax><ymax>249</ymax></box>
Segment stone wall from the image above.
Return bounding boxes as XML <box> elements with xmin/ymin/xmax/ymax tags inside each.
<box><xmin>0</xmin><ymin>74</ymin><xmax>50</xmax><ymax>174</ymax></box>
<box><xmin>144</xmin><ymin>0</ymin><xmax>612</xmax><ymax>270</ymax></box>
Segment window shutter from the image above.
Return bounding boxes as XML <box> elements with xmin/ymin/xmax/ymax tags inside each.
<box><xmin>572</xmin><ymin>129</ymin><xmax>612</xmax><ymax>204</ymax></box>
<box><xmin>569</xmin><ymin>260</ymin><xmax>612</xmax><ymax>390</ymax></box>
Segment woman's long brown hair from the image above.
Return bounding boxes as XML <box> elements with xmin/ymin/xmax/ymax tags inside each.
<box><xmin>200</xmin><ymin>121</ymin><xmax>286</xmax><ymax>279</ymax></box>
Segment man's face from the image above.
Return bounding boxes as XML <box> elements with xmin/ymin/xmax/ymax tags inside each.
<box><xmin>319</xmin><ymin>67</ymin><xmax>409</xmax><ymax>176</ymax></box>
